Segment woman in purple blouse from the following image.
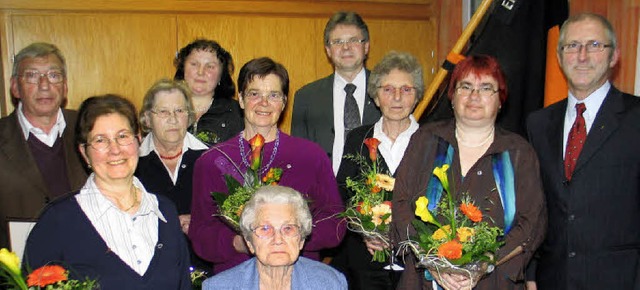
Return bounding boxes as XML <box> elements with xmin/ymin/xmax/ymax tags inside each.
<box><xmin>189</xmin><ymin>57</ymin><xmax>346</xmax><ymax>274</ymax></box>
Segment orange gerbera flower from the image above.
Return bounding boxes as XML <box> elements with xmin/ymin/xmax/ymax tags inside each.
<box><xmin>460</xmin><ymin>202</ymin><xmax>483</xmax><ymax>222</ymax></box>
<box><xmin>27</xmin><ymin>265</ymin><xmax>68</xmax><ymax>287</ymax></box>
<box><xmin>437</xmin><ymin>240</ymin><xmax>463</xmax><ymax>260</ymax></box>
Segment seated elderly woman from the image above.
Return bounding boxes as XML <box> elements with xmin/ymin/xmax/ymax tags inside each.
<box><xmin>202</xmin><ymin>185</ymin><xmax>347</xmax><ymax>289</ymax></box>
<box><xmin>391</xmin><ymin>55</ymin><xmax>546</xmax><ymax>290</ymax></box>
<box><xmin>189</xmin><ymin>57</ymin><xmax>345</xmax><ymax>274</ymax></box>
<box><xmin>25</xmin><ymin>94</ymin><xmax>191</xmax><ymax>289</ymax></box>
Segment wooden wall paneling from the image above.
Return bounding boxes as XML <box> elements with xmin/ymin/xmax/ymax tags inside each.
<box><xmin>570</xmin><ymin>1</ymin><xmax>639</xmax><ymax>93</ymax></box>
<box><xmin>366</xmin><ymin>18</ymin><xmax>439</xmax><ymax>90</ymax></box>
<box><xmin>0</xmin><ymin>13</ymin><xmax>12</xmax><ymax>116</ymax></box>
<box><xmin>177</xmin><ymin>14</ymin><xmax>321</xmax><ymax>133</ymax></box>
<box><xmin>7</xmin><ymin>13</ymin><xmax>177</xmax><ymax>112</ymax></box>
<box><xmin>177</xmin><ymin>15</ymin><xmax>439</xmax><ymax>133</ymax></box>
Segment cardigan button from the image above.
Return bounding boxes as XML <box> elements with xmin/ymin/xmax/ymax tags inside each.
<box><xmin>568</xmin><ymin>251</ymin><xmax>576</xmax><ymax>258</ymax></box>
<box><xmin>477</xmin><ymin>170</ymin><xmax>482</xmax><ymax>176</ymax></box>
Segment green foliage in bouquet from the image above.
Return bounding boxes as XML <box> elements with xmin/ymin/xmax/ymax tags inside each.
<box><xmin>0</xmin><ymin>248</ymin><xmax>97</xmax><ymax>290</ymax></box>
<box><xmin>341</xmin><ymin>138</ymin><xmax>394</xmax><ymax>262</ymax></box>
<box><xmin>411</xmin><ymin>165</ymin><xmax>503</xmax><ymax>266</ymax></box>
<box><xmin>211</xmin><ymin>133</ymin><xmax>282</xmax><ymax>230</ymax></box>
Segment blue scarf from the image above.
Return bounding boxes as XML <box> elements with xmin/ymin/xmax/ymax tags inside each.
<box><xmin>423</xmin><ymin>137</ymin><xmax>516</xmax><ymax>284</ymax></box>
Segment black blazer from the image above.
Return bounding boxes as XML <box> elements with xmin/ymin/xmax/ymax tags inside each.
<box><xmin>291</xmin><ymin>72</ymin><xmax>381</xmax><ymax>158</ymax></box>
<box><xmin>526</xmin><ymin>86</ymin><xmax>640</xmax><ymax>290</ymax></box>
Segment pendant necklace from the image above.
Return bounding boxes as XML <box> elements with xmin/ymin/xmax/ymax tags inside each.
<box><xmin>239</xmin><ymin>130</ymin><xmax>280</xmax><ymax>175</ymax></box>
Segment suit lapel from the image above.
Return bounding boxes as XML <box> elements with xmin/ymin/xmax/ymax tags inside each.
<box><xmin>544</xmin><ymin>100</ymin><xmax>567</xmax><ymax>182</ymax></box>
<box><xmin>573</xmin><ymin>87</ymin><xmax>623</xmax><ymax>175</ymax></box>
<box><xmin>0</xmin><ymin>112</ymin><xmax>48</xmax><ymax>194</ymax></box>
<box><xmin>362</xmin><ymin>69</ymin><xmax>381</xmax><ymax>124</ymax></box>
<box><xmin>323</xmin><ymin>74</ymin><xmax>336</xmax><ymax>142</ymax></box>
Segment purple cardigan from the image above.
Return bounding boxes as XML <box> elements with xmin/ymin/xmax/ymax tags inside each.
<box><xmin>189</xmin><ymin>132</ymin><xmax>346</xmax><ymax>273</ymax></box>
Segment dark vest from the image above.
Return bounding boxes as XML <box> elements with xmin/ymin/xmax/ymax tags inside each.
<box><xmin>27</xmin><ymin>134</ymin><xmax>71</xmax><ymax>199</ymax></box>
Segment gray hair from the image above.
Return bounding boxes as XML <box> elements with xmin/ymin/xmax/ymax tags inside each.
<box><xmin>240</xmin><ymin>185</ymin><xmax>313</xmax><ymax>243</ymax></box>
<box><xmin>367</xmin><ymin>51</ymin><xmax>425</xmax><ymax>102</ymax></box>
<box><xmin>139</xmin><ymin>79</ymin><xmax>196</xmax><ymax>133</ymax></box>
<box><xmin>558</xmin><ymin>13</ymin><xmax>617</xmax><ymax>52</ymax></box>
<box><xmin>12</xmin><ymin>42</ymin><xmax>66</xmax><ymax>77</ymax></box>
<box><xmin>323</xmin><ymin>11</ymin><xmax>370</xmax><ymax>46</ymax></box>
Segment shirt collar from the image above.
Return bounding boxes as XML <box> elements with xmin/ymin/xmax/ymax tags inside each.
<box><xmin>567</xmin><ymin>81</ymin><xmax>610</xmax><ymax>119</ymax></box>
<box><xmin>17</xmin><ymin>102</ymin><xmax>66</xmax><ymax>140</ymax></box>
<box><xmin>79</xmin><ymin>174</ymin><xmax>167</xmax><ymax>222</ymax></box>
<box><xmin>334</xmin><ymin>68</ymin><xmax>366</xmax><ymax>88</ymax></box>
<box><xmin>139</xmin><ymin>132</ymin><xmax>208</xmax><ymax>157</ymax></box>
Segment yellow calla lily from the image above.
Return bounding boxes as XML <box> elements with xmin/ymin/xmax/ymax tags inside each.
<box><xmin>415</xmin><ymin>196</ymin><xmax>438</xmax><ymax>225</ymax></box>
<box><xmin>0</xmin><ymin>248</ymin><xmax>21</xmax><ymax>275</ymax></box>
<box><xmin>433</xmin><ymin>164</ymin><xmax>450</xmax><ymax>192</ymax></box>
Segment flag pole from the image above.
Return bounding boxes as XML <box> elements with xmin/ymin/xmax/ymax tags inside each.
<box><xmin>414</xmin><ymin>0</ymin><xmax>495</xmax><ymax>120</ymax></box>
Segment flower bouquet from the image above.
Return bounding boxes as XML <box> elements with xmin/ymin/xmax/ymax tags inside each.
<box><xmin>403</xmin><ymin>165</ymin><xmax>504</xmax><ymax>283</ymax></box>
<box><xmin>341</xmin><ymin>138</ymin><xmax>395</xmax><ymax>263</ymax></box>
<box><xmin>0</xmin><ymin>248</ymin><xmax>97</xmax><ymax>290</ymax></box>
<box><xmin>211</xmin><ymin>133</ymin><xmax>283</xmax><ymax>232</ymax></box>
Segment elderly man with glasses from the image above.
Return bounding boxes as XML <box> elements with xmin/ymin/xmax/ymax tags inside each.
<box><xmin>0</xmin><ymin>42</ymin><xmax>88</xmax><ymax>249</ymax></box>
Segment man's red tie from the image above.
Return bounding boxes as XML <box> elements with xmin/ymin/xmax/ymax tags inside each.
<box><xmin>564</xmin><ymin>103</ymin><xmax>587</xmax><ymax>181</ymax></box>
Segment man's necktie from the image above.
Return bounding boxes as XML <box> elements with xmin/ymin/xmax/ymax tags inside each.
<box><xmin>564</xmin><ymin>103</ymin><xmax>587</xmax><ymax>181</ymax></box>
<box><xmin>343</xmin><ymin>83</ymin><xmax>361</xmax><ymax>136</ymax></box>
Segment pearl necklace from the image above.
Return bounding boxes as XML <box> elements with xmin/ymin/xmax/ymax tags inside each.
<box><xmin>239</xmin><ymin>130</ymin><xmax>280</xmax><ymax>175</ymax></box>
<box><xmin>455</xmin><ymin>126</ymin><xmax>495</xmax><ymax>148</ymax></box>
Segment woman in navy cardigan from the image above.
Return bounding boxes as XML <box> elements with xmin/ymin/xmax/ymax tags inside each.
<box><xmin>25</xmin><ymin>94</ymin><xmax>191</xmax><ymax>289</ymax></box>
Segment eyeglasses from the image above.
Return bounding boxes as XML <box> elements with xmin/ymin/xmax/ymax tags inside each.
<box><xmin>150</xmin><ymin>107</ymin><xmax>189</xmax><ymax>119</ymax></box>
<box><xmin>19</xmin><ymin>70</ymin><xmax>65</xmax><ymax>84</ymax></box>
<box><xmin>85</xmin><ymin>131</ymin><xmax>136</xmax><ymax>151</ymax></box>
<box><xmin>455</xmin><ymin>85</ymin><xmax>498</xmax><ymax>98</ymax></box>
<box><xmin>244</xmin><ymin>90</ymin><xmax>285</xmax><ymax>103</ymax></box>
<box><xmin>252</xmin><ymin>224</ymin><xmax>301</xmax><ymax>239</ymax></box>
<box><xmin>561</xmin><ymin>41</ymin><xmax>612</xmax><ymax>53</ymax></box>
<box><xmin>378</xmin><ymin>85</ymin><xmax>416</xmax><ymax>97</ymax></box>
<box><xmin>328</xmin><ymin>38</ymin><xmax>366</xmax><ymax>47</ymax></box>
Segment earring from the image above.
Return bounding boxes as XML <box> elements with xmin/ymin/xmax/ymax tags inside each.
<box><xmin>87</xmin><ymin>164</ymin><xmax>92</xmax><ymax>169</ymax></box>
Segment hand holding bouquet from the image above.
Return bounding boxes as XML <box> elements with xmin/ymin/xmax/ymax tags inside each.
<box><xmin>341</xmin><ymin>138</ymin><xmax>395</xmax><ymax>263</ymax></box>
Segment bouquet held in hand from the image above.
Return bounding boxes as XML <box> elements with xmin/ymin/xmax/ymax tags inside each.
<box><xmin>341</xmin><ymin>138</ymin><xmax>395</xmax><ymax>262</ymax></box>
<box><xmin>405</xmin><ymin>165</ymin><xmax>504</xmax><ymax>283</ymax></box>
<box><xmin>211</xmin><ymin>133</ymin><xmax>283</xmax><ymax>231</ymax></box>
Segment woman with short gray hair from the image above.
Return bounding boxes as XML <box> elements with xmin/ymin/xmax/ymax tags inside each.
<box><xmin>333</xmin><ymin>51</ymin><xmax>424</xmax><ymax>289</ymax></box>
<box><xmin>203</xmin><ymin>185</ymin><xmax>347</xmax><ymax>290</ymax></box>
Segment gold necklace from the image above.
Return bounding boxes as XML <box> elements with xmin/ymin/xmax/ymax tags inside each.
<box><xmin>123</xmin><ymin>185</ymin><xmax>139</xmax><ymax>212</ymax></box>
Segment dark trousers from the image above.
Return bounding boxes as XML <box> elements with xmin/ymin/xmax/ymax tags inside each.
<box><xmin>330</xmin><ymin>232</ymin><xmax>401</xmax><ymax>290</ymax></box>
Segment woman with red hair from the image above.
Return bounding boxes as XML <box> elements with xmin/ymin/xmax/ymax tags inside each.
<box><xmin>391</xmin><ymin>55</ymin><xmax>546</xmax><ymax>289</ymax></box>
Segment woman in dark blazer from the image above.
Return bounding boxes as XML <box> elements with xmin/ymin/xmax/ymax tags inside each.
<box><xmin>331</xmin><ymin>51</ymin><xmax>423</xmax><ymax>290</ymax></box>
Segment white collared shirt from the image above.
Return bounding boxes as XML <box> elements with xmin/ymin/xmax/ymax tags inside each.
<box><xmin>332</xmin><ymin>68</ymin><xmax>368</xmax><ymax>174</ymax></box>
<box><xmin>562</xmin><ymin>82</ymin><xmax>610</xmax><ymax>157</ymax></box>
<box><xmin>373</xmin><ymin>115</ymin><xmax>419</xmax><ymax>175</ymax></box>
<box><xmin>76</xmin><ymin>175</ymin><xmax>167</xmax><ymax>276</ymax></box>
<box><xmin>17</xmin><ymin>102</ymin><xmax>65</xmax><ymax>147</ymax></box>
<box><xmin>139</xmin><ymin>132</ymin><xmax>208</xmax><ymax>184</ymax></box>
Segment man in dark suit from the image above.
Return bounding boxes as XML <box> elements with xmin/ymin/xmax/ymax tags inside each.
<box><xmin>0</xmin><ymin>43</ymin><xmax>87</xmax><ymax>249</ymax></box>
<box><xmin>527</xmin><ymin>13</ymin><xmax>640</xmax><ymax>290</ymax></box>
<box><xmin>291</xmin><ymin>11</ymin><xmax>381</xmax><ymax>174</ymax></box>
